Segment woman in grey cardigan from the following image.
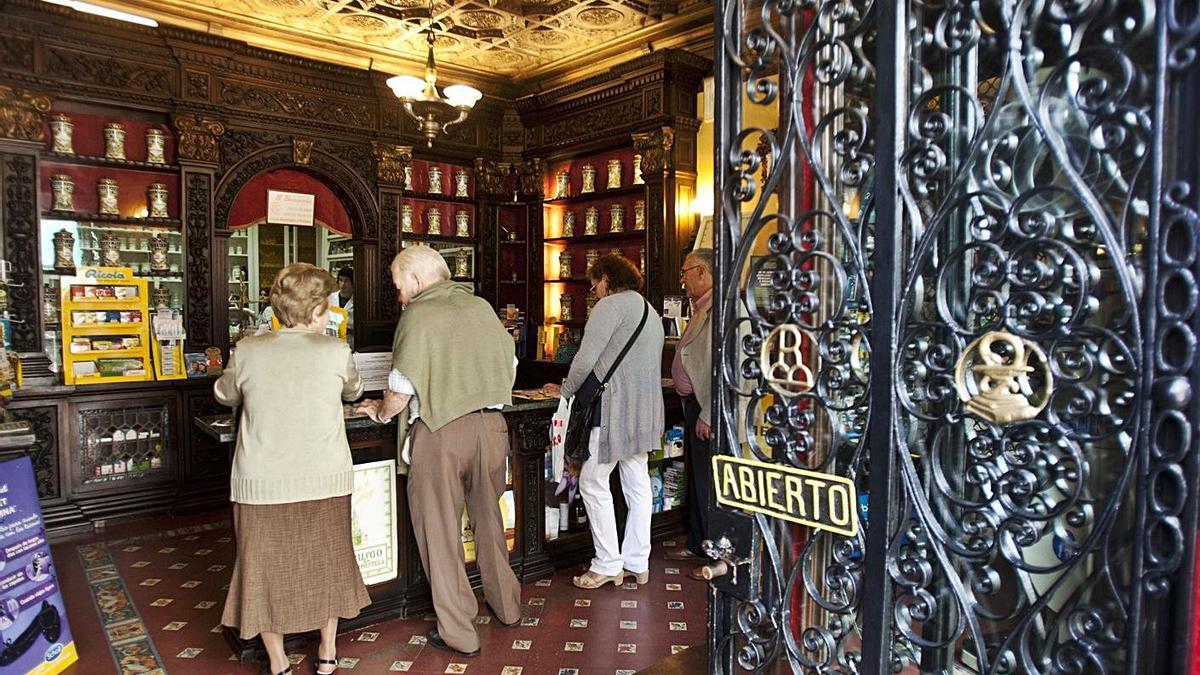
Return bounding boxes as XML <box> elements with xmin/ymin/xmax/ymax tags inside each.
<box><xmin>549</xmin><ymin>254</ymin><xmax>665</xmax><ymax>589</ymax></box>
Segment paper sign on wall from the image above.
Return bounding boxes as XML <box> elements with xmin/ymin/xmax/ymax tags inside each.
<box><xmin>267</xmin><ymin>190</ymin><xmax>315</xmax><ymax>227</ymax></box>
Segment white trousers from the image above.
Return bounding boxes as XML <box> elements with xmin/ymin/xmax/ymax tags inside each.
<box><xmin>579</xmin><ymin>438</ymin><xmax>652</xmax><ymax>576</ymax></box>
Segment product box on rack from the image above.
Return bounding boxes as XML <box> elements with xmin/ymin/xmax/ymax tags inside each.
<box><xmin>95</xmin><ymin>358</ymin><xmax>146</xmax><ymax>377</ymax></box>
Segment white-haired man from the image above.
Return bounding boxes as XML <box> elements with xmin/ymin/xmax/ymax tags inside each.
<box><xmin>358</xmin><ymin>245</ymin><xmax>521</xmax><ymax>657</ymax></box>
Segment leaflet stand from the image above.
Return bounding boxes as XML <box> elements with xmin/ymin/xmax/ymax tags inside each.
<box><xmin>151</xmin><ymin>308</ymin><xmax>187</xmax><ymax>380</ymax></box>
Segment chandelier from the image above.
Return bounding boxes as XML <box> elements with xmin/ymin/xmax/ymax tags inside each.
<box><xmin>386</xmin><ymin>24</ymin><xmax>482</xmax><ymax>148</ymax></box>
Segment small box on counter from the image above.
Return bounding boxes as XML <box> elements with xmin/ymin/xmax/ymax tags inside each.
<box><xmin>96</xmin><ymin>358</ymin><xmax>146</xmax><ymax>377</ymax></box>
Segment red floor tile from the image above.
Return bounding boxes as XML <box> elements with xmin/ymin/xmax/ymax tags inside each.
<box><xmin>50</xmin><ymin>512</ymin><xmax>708</xmax><ymax>674</ymax></box>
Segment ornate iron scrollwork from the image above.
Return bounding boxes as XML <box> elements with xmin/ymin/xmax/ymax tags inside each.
<box><xmin>714</xmin><ymin>0</ymin><xmax>1200</xmax><ymax>673</ymax></box>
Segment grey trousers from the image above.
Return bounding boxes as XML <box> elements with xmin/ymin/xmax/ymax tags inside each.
<box><xmin>407</xmin><ymin>411</ymin><xmax>521</xmax><ymax>652</ymax></box>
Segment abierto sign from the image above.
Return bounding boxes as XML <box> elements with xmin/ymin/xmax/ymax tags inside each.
<box><xmin>712</xmin><ymin>455</ymin><xmax>859</xmax><ymax>537</ymax></box>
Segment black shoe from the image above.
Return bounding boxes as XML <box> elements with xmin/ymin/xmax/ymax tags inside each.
<box><xmin>426</xmin><ymin>628</ymin><xmax>480</xmax><ymax>657</ymax></box>
<box><xmin>487</xmin><ymin>603</ymin><xmax>520</xmax><ymax>627</ymax></box>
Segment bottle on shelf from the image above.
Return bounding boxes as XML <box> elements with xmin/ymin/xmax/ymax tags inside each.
<box><xmin>570</xmin><ymin>497</ymin><xmax>589</xmax><ymax>533</ymax></box>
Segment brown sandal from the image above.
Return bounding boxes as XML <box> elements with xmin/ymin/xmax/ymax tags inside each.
<box><xmin>572</xmin><ymin>570</ymin><xmax>624</xmax><ymax>589</ymax></box>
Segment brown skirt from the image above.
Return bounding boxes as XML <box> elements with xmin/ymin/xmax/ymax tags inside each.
<box><xmin>221</xmin><ymin>495</ymin><xmax>371</xmax><ymax>639</ymax></box>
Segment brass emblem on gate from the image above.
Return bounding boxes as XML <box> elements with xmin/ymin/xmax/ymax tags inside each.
<box><xmin>760</xmin><ymin>324</ymin><xmax>815</xmax><ymax>397</ymax></box>
<box><xmin>954</xmin><ymin>331</ymin><xmax>1052</xmax><ymax>424</ymax></box>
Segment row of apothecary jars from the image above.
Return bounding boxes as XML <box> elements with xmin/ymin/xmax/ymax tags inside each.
<box><xmin>49</xmin><ymin>114</ymin><xmax>167</xmax><ymax>164</ymax></box>
<box><xmin>400</xmin><ymin>204</ymin><xmax>471</xmax><ymax>236</ymax></box>
<box><xmin>562</xmin><ymin>201</ymin><xmax>645</xmax><ymax>237</ymax></box>
<box><xmin>558</xmin><ymin>246</ymin><xmax>646</xmax><ymax>280</ymax></box>
<box><xmin>403</xmin><ymin>165</ymin><xmax>471</xmax><ymax>198</ymax></box>
<box><xmin>552</xmin><ymin>156</ymin><xmax>644</xmax><ymax>199</ymax></box>
<box><xmin>50</xmin><ymin>175</ymin><xmax>169</xmax><ymax>219</ymax></box>
<box><xmin>51</xmin><ymin>230</ymin><xmax>174</xmax><ymax>273</ymax></box>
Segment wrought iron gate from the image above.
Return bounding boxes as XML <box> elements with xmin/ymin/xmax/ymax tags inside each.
<box><xmin>710</xmin><ymin>1</ymin><xmax>1200</xmax><ymax>673</ymax></box>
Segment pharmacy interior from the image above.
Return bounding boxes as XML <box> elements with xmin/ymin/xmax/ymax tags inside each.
<box><xmin>0</xmin><ymin>0</ymin><xmax>714</xmax><ymax>650</ymax></box>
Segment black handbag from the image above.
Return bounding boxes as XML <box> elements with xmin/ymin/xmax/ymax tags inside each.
<box><xmin>563</xmin><ymin>301</ymin><xmax>651</xmax><ymax>474</ymax></box>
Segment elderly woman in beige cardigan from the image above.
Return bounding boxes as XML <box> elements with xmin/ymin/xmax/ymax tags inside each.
<box><xmin>215</xmin><ymin>263</ymin><xmax>369</xmax><ymax>675</ymax></box>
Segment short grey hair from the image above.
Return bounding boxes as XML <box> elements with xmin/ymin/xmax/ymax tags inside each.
<box><xmin>392</xmin><ymin>245</ymin><xmax>451</xmax><ymax>286</ymax></box>
<box><xmin>687</xmin><ymin>247</ymin><xmax>714</xmax><ymax>274</ymax></box>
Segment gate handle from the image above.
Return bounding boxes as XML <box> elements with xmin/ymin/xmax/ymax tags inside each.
<box><xmin>701</xmin><ymin>536</ymin><xmax>751</xmax><ymax>584</ymax></box>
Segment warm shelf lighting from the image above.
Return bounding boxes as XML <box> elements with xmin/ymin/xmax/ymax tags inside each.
<box><xmin>42</xmin><ymin>0</ymin><xmax>158</xmax><ymax>26</ymax></box>
<box><xmin>386</xmin><ymin>24</ymin><xmax>482</xmax><ymax>148</ymax></box>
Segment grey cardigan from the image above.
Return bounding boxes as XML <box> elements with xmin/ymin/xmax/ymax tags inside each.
<box><xmin>562</xmin><ymin>290</ymin><xmax>665</xmax><ymax>464</ymax></box>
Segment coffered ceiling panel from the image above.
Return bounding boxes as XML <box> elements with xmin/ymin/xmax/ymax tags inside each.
<box><xmin>103</xmin><ymin>0</ymin><xmax>710</xmax><ymax>83</ymax></box>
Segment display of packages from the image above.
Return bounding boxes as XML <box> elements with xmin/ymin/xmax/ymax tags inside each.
<box><xmin>662</xmin><ymin>460</ymin><xmax>686</xmax><ymax>510</ymax></box>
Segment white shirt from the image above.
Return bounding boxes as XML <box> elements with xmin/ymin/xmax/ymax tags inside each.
<box><xmin>387</xmin><ymin>356</ymin><xmax>518</xmax><ymax>423</ymax></box>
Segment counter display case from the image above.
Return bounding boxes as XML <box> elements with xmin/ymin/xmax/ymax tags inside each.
<box><xmin>59</xmin><ymin>268</ymin><xmax>151</xmax><ymax>385</ymax></box>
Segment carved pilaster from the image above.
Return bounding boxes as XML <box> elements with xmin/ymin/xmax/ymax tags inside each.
<box><xmin>293</xmin><ymin>137</ymin><xmax>313</xmax><ymax>166</ymax></box>
<box><xmin>379</xmin><ymin>191</ymin><xmax>400</xmax><ymax>323</ymax></box>
<box><xmin>173</xmin><ymin>114</ymin><xmax>225</xmax><ymax>164</ymax></box>
<box><xmin>518</xmin><ymin>158</ymin><xmax>544</xmax><ymax>200</ymax></box>
<box><xmin>1</xmin><ymin>152</ymin><xmax>39</xmax><ymax>351</ymax></box>
<box><xmin>184</xmin><ymin>170</ymin><xmax>215</xmax><ymax>349</ymax></box>
<box><xmin>372</xmin><ymin>142</ymin><xmax>411</xmax><ymax>187</ymax></box>
<box><xmin>632</xmin><ymin>126</ymin><xmax>675</xmax><ymax>179</ymax></box>
<box><xmin>0</xmin><ymin>86</ymin><xmax>50</xmax><ymax>143</ymax></box>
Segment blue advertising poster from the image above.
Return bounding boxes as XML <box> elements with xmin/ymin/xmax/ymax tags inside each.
<box><xmin>0</xmin><ymin>456</ymin><xmax>77</xmax><ymax>674</ymax></box>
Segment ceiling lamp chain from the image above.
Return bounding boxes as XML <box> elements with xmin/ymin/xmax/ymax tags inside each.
<box><xmin>385</xmin><ymin>2</ymin><xmax>482</xmax><ymax>147</ymax></box>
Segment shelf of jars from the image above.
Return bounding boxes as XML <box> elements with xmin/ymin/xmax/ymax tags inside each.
<box><xmin>41</xmin><ymin>151</ymin><xmax>180</xmax><ymax>173</ymax></box>
<box><xmin>540</xmin><ymin>146</ymin><xmax>649</xmax><ymax>346</ymax></box>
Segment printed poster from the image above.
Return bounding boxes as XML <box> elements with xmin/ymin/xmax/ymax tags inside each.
<box><xmin>351</xmin><ymin>459</ymin><xmax>398</xmax><ymax>585</ymax></box>
<box><xmin>0</xmin><ymin>456</ymin><xmax>77</xmax><ymax>674</ymax></box>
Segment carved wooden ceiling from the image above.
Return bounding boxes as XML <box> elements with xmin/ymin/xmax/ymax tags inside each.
<box><xmin>99</xmin><ymin>0</ymin><xmax>711</xmax><ymax>85</ymax></box>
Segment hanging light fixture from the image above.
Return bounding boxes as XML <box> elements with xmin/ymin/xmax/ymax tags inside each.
<box><xmin>386</xmin><ymin>8</ymin><xmax>482</xmax><ymax>148</ymax></box>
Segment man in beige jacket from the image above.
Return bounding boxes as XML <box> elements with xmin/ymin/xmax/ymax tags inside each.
<box><xmin>665</xmin><ymin>248</ymin><xmax>714</xmax><ymax>580</ymax></box>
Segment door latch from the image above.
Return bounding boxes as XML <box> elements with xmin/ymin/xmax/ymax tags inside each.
<box><xmin>701</xmin><ymin>536</ymin><xmax>751</xmax><ymax>585</ymax></box>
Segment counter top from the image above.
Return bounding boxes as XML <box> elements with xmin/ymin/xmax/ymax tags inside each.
<box><xmin>195</xmin><ymin>396</ymin><xmax>560</xmax><ymax>443</ymax></box>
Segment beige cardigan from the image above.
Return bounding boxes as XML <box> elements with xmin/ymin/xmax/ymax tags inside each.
<box><xmin>214</xmin><ymin>328</ymin><xmax>364</xmax><ymax>504</ymax></box>
<box><xmin>678</xmin><ymin>300</ymin><xmax>713</xmax><ymax>424</ymax></box>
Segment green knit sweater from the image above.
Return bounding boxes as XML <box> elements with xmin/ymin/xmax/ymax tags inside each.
<box><xmin>391</xmin><ymin>281</ymin><xmax>514</xmax><ymax>461</ymax></box>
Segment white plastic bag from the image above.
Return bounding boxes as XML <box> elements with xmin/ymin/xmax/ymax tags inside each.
<box><xmin>549</xmin><ymin>394</ymin><xmax>572</xmax><ymax>479</ymax></box>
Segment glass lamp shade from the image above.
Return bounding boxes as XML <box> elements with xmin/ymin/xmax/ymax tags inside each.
<box><xmin>443</xmin><ymin>84</ymin><xmax>483</xmax><ymax>109</ymax></box>
<box><xmin>387</xmin><ymin>75</ymin><xmax>426</xmax><ymax>100</ymax></box>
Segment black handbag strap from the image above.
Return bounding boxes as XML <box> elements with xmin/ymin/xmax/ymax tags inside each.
<box><xmin>597</xmin><ymin>300</ymin><xmax>650</xmax><ymax>390</ymax></box>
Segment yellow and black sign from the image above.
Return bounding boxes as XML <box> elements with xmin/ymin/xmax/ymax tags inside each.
<box><xmin>712</xmin><ymin>455</ymin><xmax>859</xmax><ymax>537</ymax></box>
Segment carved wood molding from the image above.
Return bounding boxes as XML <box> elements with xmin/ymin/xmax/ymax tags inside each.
<box><xmin>43</xmin><ymin>45</ymin><xmax>174</xmax><ymax>99</ymax></box>
<box><xmin>515</xmin><ymin>50</ymin><xmax>710</xmax><ymax>114</ymax></box>
<box><xmin>218</xmin><ymin>79</ymin><xmax>375</xmax><ymax>129</ymax></box>
<box><xmin>632</xmin><ymin>126</ymin><xmax>676</xmax><ymax>177</ymax></box>
<box><xmin>173</xmin><ymin>114</ymin><xmax>226</xmax><ymax>164</ymax></box>
<box><xmin>214</xmin><ymin>144</ymin><xmax>379</xmax><ymax>241</ymax></box>
<box><xmin>293</xmin><ymin>137</ymin><xmax>313</xmax><ymax>166</ymax></box>
<box><xmin>0</xmin><ymin>85</ymin><xmax>49</xmax><ymax>143</ymax></box>
<box><xmin>474</xmin><ymin>157</ymin><xmax>510</xmax><ymax>198</ymax></box>
<box><xmin>372</xmin><ymin>142</ymin><xmax>412</xmax><ymax>187</ymax></box>
<box><xmin>518</xmin><ymin>158</ymin><xmax>544</xmax><ymax>200</ymax></box>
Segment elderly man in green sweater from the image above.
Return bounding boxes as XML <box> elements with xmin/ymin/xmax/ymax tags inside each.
<box><xmin>358</xmin><ymin>245</ymin><xmax>521</xmax><ymax>657</ymax></box>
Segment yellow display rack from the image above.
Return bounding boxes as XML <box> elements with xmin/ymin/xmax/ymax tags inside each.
<box><xmin>60</xmin><ymin>267</ymin><xmax>152</xmax><ymax>385</ymax></box>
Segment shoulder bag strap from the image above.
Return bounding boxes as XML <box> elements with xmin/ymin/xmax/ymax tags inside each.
<box><xmin>598</xmin><ymin>300</ymin><xmax>650</xmax><ymax>389</ymax></box>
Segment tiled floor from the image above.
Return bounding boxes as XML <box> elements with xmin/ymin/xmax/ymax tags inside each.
<box><xmin>50</xmin><ymin>512</ymin><xmax>708</xmax><ymax>674</ymax></box>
